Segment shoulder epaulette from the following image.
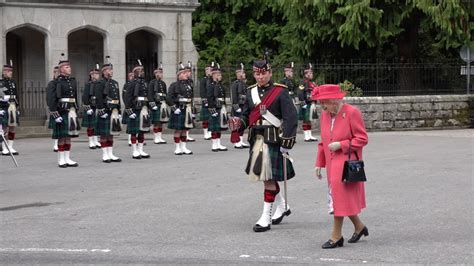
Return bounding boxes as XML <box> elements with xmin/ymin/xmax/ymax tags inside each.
<box><xmin>248</xmin><ymin>83</ymin><xmax>258</xmax><ymax>90</ymax></box>
<box><xmin>273</xmin><ymin>82</ymin><xmax>288</xmax><ymax>89</ymax></box>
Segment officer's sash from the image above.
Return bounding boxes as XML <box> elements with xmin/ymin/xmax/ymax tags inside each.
<box><xmin>139</xmin><ymin>106</ymin><xmax>151</xmax><ymax>132</ymax></box>
<box><xmin>159</xmin><ymin>102</ymin><xmax>170</xmax><ymax>123</ymax></box>
<box><xmin>7</xmin><ymin>102</ymin><xmax>17</xmax><ymax>127</ymax></box>
<box><xmin>219</xmin><ymin>105</ymin><xmax>228</xmax><ymax>129</ymax></box>
<box><xmin>110</xmin><ymin>108</ymin><xmax>121</xmax><ymax>135</ymax></box>
<box><xmin>68</xmin><ymin>107</ymin><xmax>80</xmax><ymax>136</ymax></box>
<box><xmin>184</xmin><ymin>104</ymin><xmax>194</xmax><ymax>129</ymax></box>
<box><xmin>249</xmin><ymin>86</ymin><xmax>283</xmax><ymax>128</ymax></box>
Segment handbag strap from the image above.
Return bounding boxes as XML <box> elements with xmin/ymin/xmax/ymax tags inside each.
<box><xmin>348</xmin><ymin>142</ymin><xmax>360</xmax><ymax>161</ymax></box>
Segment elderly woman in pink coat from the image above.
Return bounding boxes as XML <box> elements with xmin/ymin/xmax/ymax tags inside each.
<box><xmin>313</xmin><ymin>84</ymin><xmax>369</xmax><ymax>249</ymax></box>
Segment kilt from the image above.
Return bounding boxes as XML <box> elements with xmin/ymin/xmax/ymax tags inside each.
<box><xmin>168</xmin><ymin>110</ymin><xmax>187</xmax><ymax>130</ymax></box>
<box><xmin>199</xmin><ymin>107</ymin><xmax>210</xmax><ymax>121</ymax></box>
<box><xmin>247</xmin><ymin>140</ymin><xmax>295</xmax><ymax>182</ymax></box>
<box><xmin>298</xmin><ymin>106</ymin><xmax>309</xmax><ymax>122</ymax></box>
<box><xmin>51</xmin><ymin>113</ymin><xmax>79</xmax><ymax>139</ymax></box>
<box><xmin>81</xmin><ymin>112</ymin><xmax>97</xmax><ymax>128</ymax></box>
<box><xmin>151</xmin><ymin>108</ymin><xmax>161</xmax><ymax>124</ymax></box>
<box><xmin>121</xmin><ymin>110</ymin><xmax>129</xmax><ymax>125</ymax></box>
<box><xmin>95</xmin><ymin>115</ymin><xmax>111</xmax><ymax>136</ymax></box>
<box><xmin>126</xmin><ymin>109</ymin><xmax>149</xmax><ymax>134</ymax></box>
<box><xmin>0</xmin><ymin>107</ymin><xmax>19</xmax><ymax>127</ymax></box>
<box><xmin>208</xmin><ymin>115</ymin><xmax>227</xmax><ymax>132</ymax></box>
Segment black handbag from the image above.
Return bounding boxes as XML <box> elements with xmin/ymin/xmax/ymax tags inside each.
<box><xmin>342</xmin><ymin>142</ymin><xmax>366</xmax><ymax>182</ymax></box>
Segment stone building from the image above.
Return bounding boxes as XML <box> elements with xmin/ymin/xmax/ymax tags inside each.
<box><xmin>0</xmin><ymin>0</ymin><xmax>199</xmax><ymax>122</ymax></box>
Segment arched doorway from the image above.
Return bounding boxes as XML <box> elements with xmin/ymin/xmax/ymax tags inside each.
<box><xmin>6</xmin><ymin>25</ymin><xmax>47</xmax><ymax>121</ymax></box>
<box><xmin>126</xmin><ymin>29</ymin><xmax>160</xmax><ymax>81</ymax></box>
<box><xmin>68</xmin><ymin>28</ymin><xmax>104</xmax><ymax>87</ymax></box>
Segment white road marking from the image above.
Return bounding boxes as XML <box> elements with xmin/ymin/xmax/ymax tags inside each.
<box><xmin>0</xmin><ymin>248</ymin><xmax>111</xmax><ymax>253</ymax></box>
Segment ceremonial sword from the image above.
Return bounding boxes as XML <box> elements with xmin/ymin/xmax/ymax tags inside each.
<box><xmin>282</xmin><ymin>152</ymin><xmax>294</xmax><ymax>211</ymax></box>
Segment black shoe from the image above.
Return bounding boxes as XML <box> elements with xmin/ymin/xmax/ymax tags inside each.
<box><xmin>58</xmin><ymin>164</ymin><xmax>68</xmax><ymax>168</ymax></box>
<box><xmin>271</xmin><ymin>209</ymin><xmax>291</xmax><ymax>225</ymax></box>
<box><xmin>234</xmin><ymin>145</ymin><xmax>244</xmax><ymax>149</ymax></box>
<box><xmin>348</xmin><ymin>226</ymin><xmax>368</xmax><ymax>243</ymax></box>
<box><xmin>187</xmin><ymin>139</ymin><xmax>196</xmax><ymax>142</ymax></box>
<box><xmin>133</xmin><ymin>155</ymin><xmax>142</xmax><ymax>159</ymax></box>
<box><xmin>140</xmin><ymin>154</ymin><xmax>151</xmax><ymax>159</ymax></box>
<box><xmin>253</xmin><ymin>224</ymin><xmax>271</xmax><ymax>232</ymax></box>
<box><xmin>103</xmin><ymin>159</ymin><xmax>111</xmax><ymax>163</ymax></box>
<box><xmin>53</xmin><ymin>149</ymin><xmax>58</xmax><ymax>152</ymax></box>
<box><xmin>89</xmin><ymin>146</ymin><xmax>97</xmax><ymax>150</ymax></box>
<box><xmin>67</xmin><ymin>163</ymin><xmax>79</xmax><ymax>167</ymax></box>
<box><xmin>212</xmin><ymin>149</ymin><xmax>219</xmax><ymax>152</ymax></box>
<box><xmin>322</xmin><ymin>237</ymin><xmax>344</xmax><ymax>249</ymax></box>
<box><xmin>111</xmin><ymin>158</ymin><xmax>122</xmax><ymax>162</ymax></box>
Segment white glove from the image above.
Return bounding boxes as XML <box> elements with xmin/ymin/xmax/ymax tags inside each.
<box><xmin>315</xmin><ymin>167</ymin><xmax>323</xmax><ymax>180</ymax></box>
<box><xmin>192</xmin><ymin>114</ymin><xmax>196</xmax><ymax>118</ymax></box>
<box><xmin>211</xmin><ymin>113</ymin><xmax>218</xmax><ymax>117</ymax></box>
<box><xmin>174</xmin><ymin>108</ymin><xmax>181</xmax><ymax>115</ymax></box>
<box><xmin>129</xmin><ymin>113</ymin><xmax>137</xmax><ymax>119</ymax></box>
<box><xmin>302</xmin><ymin>104</ymin><xmax>308</xmax><ymax>109</ymax></box>
<box><xmin>16</xmin><ymin>111</ymin><xmax>20</xmax><ymax>116</ymax></box>
<box><xmin>152</xmin><ymin>106</ymin><xmax>158</xmax><ymax>110</ymax></box>
<box><xmin>100</xmin><ymin>113</ymin><xmax>108</xmax><ymax>119</ymax></box>
<box><xmin>118</xmin><ymin>114</ymin><xmax>122</xmax><ymax>120</ymax></box>
<box><xmin>280</xmin><ymin>147</ymin><xmax>290</xmax><ymax>154</ymax></box>
<box><xmin>86</xmin><ymin>109</ymin><xmax>94</xmax><ymax>115</ymax></box>
<box><xmin>0</xmin><ymin>110</ymin><xmax>5</xmax><ymax>116</ymax></box>
<box><xmin>236</xmin><ymin>108</ymin><xmax>242</xmax><ymax>113</ymax></box>
<box><xmin>55</xmin><ymin>117</ymin><xmax>63</xmax><ymax>123</ymax></box>
<box><xmin>328</xmin><ymin>142</ymin><xmax>341</xmax><ymax>151</ymax></box>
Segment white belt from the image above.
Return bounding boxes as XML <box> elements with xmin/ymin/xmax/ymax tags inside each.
<box><xmin>60</xmin><ymin>98</ymin><xmax>76</xmax><ymax>103</ymax></box>
<box><xmin>137</xmin><ymin>97</ymin><xmax>148</xmax><ymax>101</ymax></box>
<box><xmin>157</xmin><ymin>93</ymin><xmax>165</xmax><ymax>96</ymax></box>
<box><xmin>179</xmin><ymin>98</ymin><xmax>192</xmax><ymax>103</ymax></box>
<box><xmin>107</xmin><ymin>100</ymin><xmax>120</xmax><ymax>104</ymax></box>
<box><xmin>217</xmin><ymin>98</ymin><xmax>225</xmax><ymax>101</ymax></box>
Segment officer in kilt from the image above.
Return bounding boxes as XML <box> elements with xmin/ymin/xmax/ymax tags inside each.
<box><xmin>82</xmin><ymin>65</ymin><xmax>102</xmax><ymax>149</ymax></box>
<box><xmin>229</xmin><ymin>58</ymin><xmax>297</xmax><ymax>232</ymax></box>
<box><xmin>199</xmin><ymin>63</ymin><xmax>213</xmax><ymax>140</ymax></box>
<box><xmin>0</xmin><ymin>61</ymin><xmax>20</xmax><ymax>156</ymax></box>
<box><xmin>298</xmin><ymin>63</ymin><xmax>319</xmax><ymax>142</ymax></box>
<box><xmin>47</xmin><ymin>55</ymin><xmax>80</xmax><ymax>167</ymax></box>
<box><xmin>124</xmin><ymin>60</ymin><xmax>151</xmax><ymax>159</ymax></box>
<box><xmin>280</xmin><ymin>62</ymin><xmax>298</xmax><ymax>106</ymax></box>
<box><xmin>46</xmin><ymin>65</ymin><xmax>60</xmax><ymax>152</ymax></box>
<box><xmin>184</xmin><ymin>61</ymin><xmax>196</xmax><ymax>142</ymax></box>
<box><xmin>230</xmin><ymin>63</ymin><xmax>250</xmax><ymax>149</ymax></box>
<box><xmin>148</xmin><ymin>63</ymin><xmax>168</xmax><ymax>144</ymax></box>
<box><xmin>95</xmin><ymin>59</ymin><xmax>122</xmax><ymax>163</ymax></box>
<box><xmin>207</xmin><ymin>63</ymin><xmax>228</xmax><ymax>152</ymax></box>
<box><xmin>166</xmin><ymin>62</ymin><xmax>194</xmax><ymax>155</ymax></box>
<box><xmin>122</xmin><ymin>71</ymin><xmax>134</xmax><ymax>146</ymax></box>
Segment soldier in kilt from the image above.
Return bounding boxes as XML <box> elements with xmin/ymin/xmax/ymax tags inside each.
<box><xmin>148</xmin><ymin>63</ymin><xmax>168</xmax><ymax>144</ymax></box>
<box><xmin>0</xmin><ymin>61</ymin><xmax>20</xmax><ymax>156</ymax></box>
<box><xmin>46</xmin><ymin>66</ymin><xmax>60</xmax><ymax>152</ymax></box>
<box><xmin>199</xmin><ymin>63</ymin><xmax>212</xmax><ymax>140</ymax></box>
<box><xmin>230</xmin><ymin>63</ymin><xmax>250</xmax><ymax>149</ymax></box>
<box><xmin>207</xmin><ymin>63</ymin><xmax>228</xmax><ymax>152</ymax></box>
<box><xmin>82</xmin><ymin>66</ymin><xmax>102</xmax><ymax>149</ymax></box>
<box><xmin>280</xmin><ymin>62</ymin><xmax>298</xmax><ymax>106</ymax></box>
<box><xmin>184</xmin><ymin>61</ymin><xmax>196</xmax><ymax>142</ymax></box>
<box><xmin>47</xmin><ymin>55</ymin><xmax>80</xmax><ymax>168</ymax></box>
<box><xmin>122</xmin><ymin>71</ymin><xmax>134</xmax><ymax>146</ymax></box>
<box><xmin>229</xmin><ymin>58</ymin><xmax>297</xmax><ymax>232</ymax></box>
<box><xmin>166</xmin><ymin>62</ymin><xmax>194</xmax><ymax>155</ymax></box>
<box><xmin>124</xmin><ymin>61</ymin><xmax>151</xmax><ymax>159</ymax></box>
<box><xmin>94</xmin><ymin>60</ymin><xmax>122</xmax><ymax>163</ymax></box>
<box><xmin>298</xmin><ymin>63</ymin><xmax>319</xmax><ymax>142</ymax></box>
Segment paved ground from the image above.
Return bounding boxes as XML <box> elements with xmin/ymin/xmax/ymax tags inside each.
<box><xmin>0</xmin><ymin>129</ymin><xmax>472</xmax><ymax>264</ymax></box>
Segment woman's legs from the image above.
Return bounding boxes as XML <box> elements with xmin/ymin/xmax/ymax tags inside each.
<box><xmin>331</xmin><ymin>216</ymin><xmax>344</xmax><ymax>241</ymax></box>
<box><xmin>348</xmin><ymin>215</ymin><xmax>366</xmax><ymax>233</ymax></box>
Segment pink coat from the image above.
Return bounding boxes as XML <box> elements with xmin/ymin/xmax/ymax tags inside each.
<box><xmin>316</xmin><ymin>103</ymin><xmax>368</xmax><ymax>217</ymax></box>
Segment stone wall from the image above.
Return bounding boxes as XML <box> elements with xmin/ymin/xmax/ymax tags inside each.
<box><xmin>344</xmin><ymin>95</ymin><xmax>473</xmax><ymax>131</ymax></box>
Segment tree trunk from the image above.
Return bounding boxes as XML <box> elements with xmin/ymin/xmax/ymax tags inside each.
<box><xmin>396</xmin><ymin>10</ymin><xmax>422</xmax><ymax>95</ymax></box>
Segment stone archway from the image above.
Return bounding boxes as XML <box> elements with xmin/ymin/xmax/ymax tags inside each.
<box><xmin>125</xmin><ymin>28</ymin><xmax>161</xmax><ymax>81</ymax></box>
<box><xmin>67</xmin><ymin>27</ymin><xmax>105</xmax><ymax>87</ymax></box>
<box><xmin>5</xmin><ymin>25</ymin><xmax>47</xmax><ymax>121</ymax></box>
